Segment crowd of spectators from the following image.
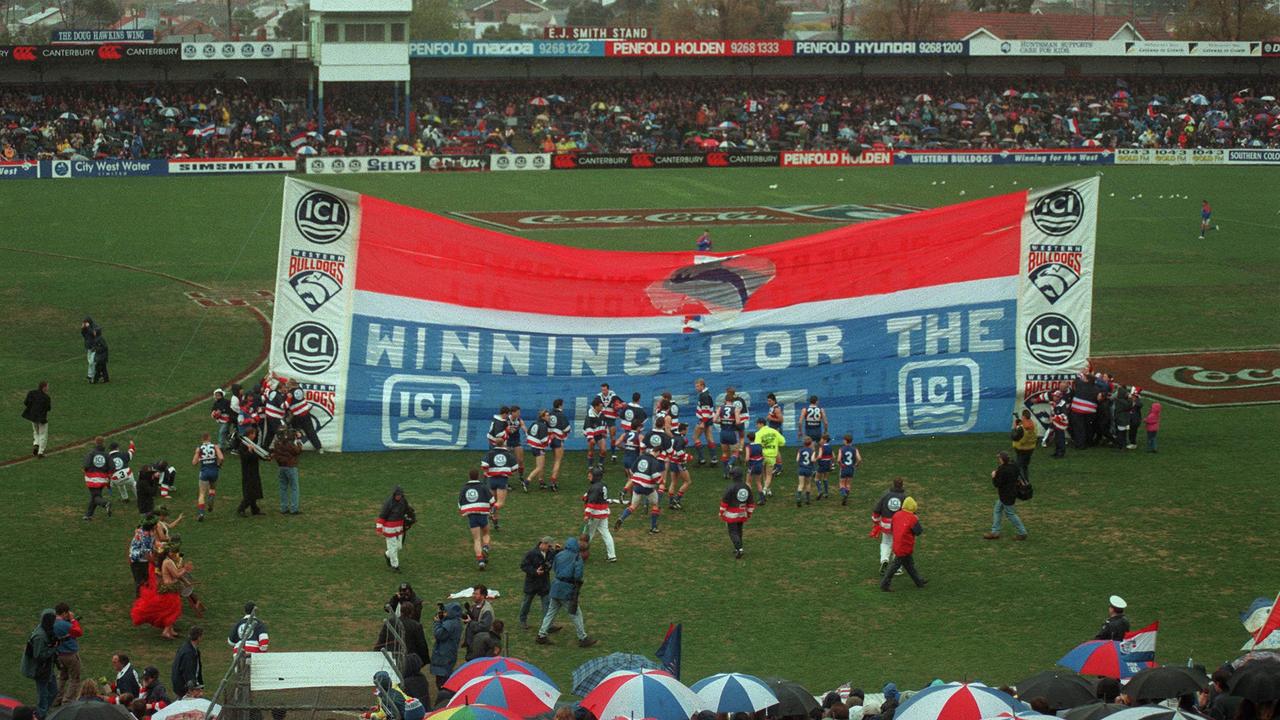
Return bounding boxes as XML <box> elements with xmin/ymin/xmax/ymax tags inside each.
<box><xmin>2</xmin><ymin>76</ymin><xmax>1278</xmax><ymax>161</ymax></box>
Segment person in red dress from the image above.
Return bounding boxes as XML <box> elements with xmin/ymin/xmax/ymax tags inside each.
<box><xmin>130</xmin><ymin>546</ymin><xmax>187</xmax><ymax>639</ymax></box>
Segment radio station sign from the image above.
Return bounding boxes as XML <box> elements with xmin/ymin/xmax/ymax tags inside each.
<box><xmin>544</xmin><ymin>26</ymin><xmax>650</xmax><ymax>39</ymax></box>
<box><xmin>52</xmin><ymin>29</ymin><xmax>154</xmax><ymax>43</ymax></box>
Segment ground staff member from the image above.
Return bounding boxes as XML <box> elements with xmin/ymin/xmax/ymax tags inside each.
<box><xmin>22</xmin><ymin>380</ymin><xmax>51</xmax><ymax>459</ymax></box>
<box><xmin>753</xmin><ymin>419</ymin><xmax>785</xmax><ymax>503</ymax></box>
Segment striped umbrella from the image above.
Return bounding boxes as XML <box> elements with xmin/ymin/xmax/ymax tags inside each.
<box><xmin>1102</xmin><ymin>709</ymin><xmax>1212</xmax><ymax>720</ymax></box>
<box><xmin>980</xmin><ymin>713</ymin><xmax>1060</xmax><ymax>720</ymax></box>
<box><xmin>691</xmin><ymin>673</ymin><xmax>779</xmax><ymax>713</ymax></box>
<box><xmin>445</xmin><ymin>673</ymin><xmax>559</xmax><ymax>717</ymax></box>
<box><xmin>582</xmin><ymin>670</ymin><xmax>709</xmax><ymax>720</ymax></box>
<box><xmin>426</xmin><ymin>705</ymin><xmax>524</xmax><ymax>720</ymax></box>
<box><xmin>894</xmin><ymin>682</ymin><xmax>1028</xmax><ymax>720</ymax></box>
<box><xmin>444</xmin><ymin>658</ymin><xmax>556</xmax><ymax>691</ymax></box>
<box><xmin>1058</xmin><ymin>641</ymin><xmax>1155</xmax><ymax>679</ymax></box>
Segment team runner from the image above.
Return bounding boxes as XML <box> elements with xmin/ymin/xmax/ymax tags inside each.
<box><xmin>815</xmin><ymin>434</ymin><xmax>834</xmax><ymax>500</ymax></box>
<box><xmin>547</xmin><ymin>398</ymin><xmax>569</xmax><ymax>489</ymax></box>
<box><xmin>481</xmin><ymin>442</ymin><xmax>517</xmax><ymax>531</ymax></box>
<box><xmin>616</xmin><ymin>442</ymin><xmax>664</xmax><ymax>534</ymax></box>
<box><xmin>583</xmin><ymin>397</ymin><xmax>607</xmax><ymax>468</ymax></box>
<box><xmin>1199</xmin><ymin>199</ymin><xmax>1217</xmax><ymax>240</ymax></box>
<box><xmin>190</xmin><ymin>434</ymin><xmax>222</xmax><ymax>521</ymax></box>
<box><xmin>108</xmin><ymin>439</ymin><xmax>137</xmax><ymax>503</ymax></box>
<box><xmin>506</xmin><ymin>405</ymin><xmax>527</xmax><ymax>486</ymax></box>
<box><xmin>596</xmin><ymin>383</ymin><xmax>620</xmax><ymax>460</ymax></box>
<box><xmin>717</xmin><ymin>388</ymin><xmax>743</xmax><ymax>476</ymax></box>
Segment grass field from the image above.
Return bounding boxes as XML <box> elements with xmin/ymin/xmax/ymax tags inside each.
<box><xmin>1</xmin><ymin>165</ymin><xmax>1278</xmax><ymax>707</ymax></box>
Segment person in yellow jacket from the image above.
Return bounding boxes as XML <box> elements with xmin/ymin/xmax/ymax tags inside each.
<box><xmin>1010</xmin><ymin>409</ymin><xmax>1039</xmax><ymax>482</ymax></box>
<box><xmin>753</xmin><ymin>419</ymin><xmax>786</xmax><ymax>504</ymax></box>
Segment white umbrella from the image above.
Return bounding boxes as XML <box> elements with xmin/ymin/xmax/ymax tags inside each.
<box><xmin>327</xmin><ymin>128</ymin><xmax>347</xmax><ymax>137</ymax></box>
<box><xmin>296</xmin><ymin>145</ymin><xmax>318</xmax><ymax>155</ymax></box>
<box><xmin>152</xmin><ymin>699</ymin><xmax>222</xmax><ymax>720</ymax></box>
<box><xmin>691</xmin><ymin>673</ymin><xmax>779</xmax><ymax>713</ymax></box>
<box><xmin>1189</xmin><ymin>94</ymin><xmax>1210</xmax><ymax>106</ymax></box>
<box><xmin>159</xmin><ymin>107</ymin><xmax>181</xmax><ymax>118</ymax></box>
<box><xmin>916</xmin><ymin>93</ymin><xmax>933</xmax><ymax>103</ymax></box>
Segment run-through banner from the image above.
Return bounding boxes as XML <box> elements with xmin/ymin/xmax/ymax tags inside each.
<box><xmin>271</xmin><ymin>177</ymin><xmax>1097</xmax><ymax>451</ymax></box>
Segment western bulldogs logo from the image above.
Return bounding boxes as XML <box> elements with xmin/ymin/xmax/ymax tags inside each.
<box><xmin>1031</xmin><ymin>188</ymin><xmax>1085</xmax><ymax>236</ymax></box>
<box><xmin>646</xmin><ymin>255</ymin><xmax>776</xmax><ymax>316</ymax></box>
<box><xmin>295</xmin><ymin>190</ymin><xmax>349</xmax><ymax>244</ymax></box>
<box><xmin>1029</xmin><ymin>263</ymin><xmax>1080</xmax><ymax>304</ymax></box>
<box><xmin>287</xmin><ymin>250</ymin><xmax>345</xmax><ymax>311</ymax></box>
<box><xmin>735</xmin><ymin>487</ymin><xmax>750</xmax><ymax>502</ymax></box>
<box><xmin>1025</xmin><ymin>313</ymin><xmax>1079</xmax><ymax>366</ymax></box>
<box><xmin>283</xmin><ymin>322</ymin><xmax>339</xmax><ymax>374</ymax></box>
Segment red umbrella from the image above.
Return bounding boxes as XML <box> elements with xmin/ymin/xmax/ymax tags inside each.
<box><xmin>444</xmin><ymin>658</ymin><xmax>555</xmax><ymax>692</ymax></box>
<box><xmin>446</xmin><ymin>673</ymin><xmax>559</xmax><ymax>717</ymax></box>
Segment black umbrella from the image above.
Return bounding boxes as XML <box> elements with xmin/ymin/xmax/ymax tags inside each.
<box><xmin>1016</xmin><ymin>670</ymin><xmax>1096</xmax><ymax>710</ymax></box>
<box><xmin>1123</xmin><ymin>666</ymin><xmax>1208</xmax><ymax>702</ymax></box>
<box><xmin>764</xmin><ymin>678</ymin><xmax>820</xmax><ymax>718</ymax></box>
<box><xmin>1229</xmin><ymin>660</ymin><xmax>1280</xmax><ymax>702</ymax></box>
<box><xmin>1063</xmin><ymin>702</ymin><xmax>1127</xmax><ymax>720</ymax></box>
<box><xmin>1</xmin><ymin>696</ymin><xmax>22</xmax><ymax>720</ymax></box>
<box><xmin>1104</xmin><ymin>710</ymin><xmax>1211</xmax><ymax>720</ymax></box>
<box><xmin>46</xmin><ymin>701</ymin><xmax>134</xmax><ymax>720</ymax></box>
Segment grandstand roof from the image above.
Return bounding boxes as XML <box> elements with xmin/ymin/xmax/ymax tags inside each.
<box><xmin>937</xmin><ymin>11</ymin><xmax>1172</xmax><ymax>40</ymax></box>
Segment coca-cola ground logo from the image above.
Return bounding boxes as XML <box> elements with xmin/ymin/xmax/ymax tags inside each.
<box><xmin>454</xmin><ymin>204</ymin><xmax>919</xmax><ymax>231</ymax></box>
<box><xmin>1093</xmin><ymin>349</ymin><xmax>1280</xmax><ymax>407</ymax></box>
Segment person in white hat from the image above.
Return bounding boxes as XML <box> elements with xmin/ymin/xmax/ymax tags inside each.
<box><xmin>1095</xmin><ymin>595</ymin><xmax>1130</xmax><ymax>640</ymax></box>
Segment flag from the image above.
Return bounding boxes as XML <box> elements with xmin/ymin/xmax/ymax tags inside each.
<box><xmin>1120</xmin><ymin>621</ymin><xmax>1158</xmax><ymax>663</ymax></box>
<box><xmin>1065</xmin><ymin>117</ymin><xmax>1080</xmax><ymax>135</ymax></box>
<box><xmin>197</xmin><ymin>123</ymin><xmax>216</xmax><ymax>138</ymax></box>
<box><xmin>656</xmin><ymin>623</ymin><xmax>681</xmax><ymax>680</ymax></box>
<box><xmin>290</xmin><ymin>132</ymin><xmax>308</xmax><ymax>148</ymax></box>
<box><xmin>1245</xmin><ymin>593</ymin><xmax>1280</xmax><ymax>650</ymax></box>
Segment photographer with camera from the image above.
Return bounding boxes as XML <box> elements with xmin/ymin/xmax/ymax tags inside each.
<box><xmin>429</xmin><ymin>603</ymin><xmax>463</xmax><ymax>692</ymax></box>
<box><xmin>21</xmin><ymin>608</ymin><xmax>60</xmax><ymax>718</ymax></box>
<box><xmin>53</xmin><ymin>602</ymin><xmax>85</xmax><ymax>706</ymax></box>
<box><xmin>535</xmin><ymin>535</ymin><xmax>597</xmax><ymax>648</ymax></box>
<box><xmin>518</xmin><ymin>537</ymin><xmax>561</xmax><ymax>631</ymax></box>
<box><xmin>270</xmin><ymin>426</ymin><xmax>303</xmax><ymax>515</ymax></box>
<box><xmin>462</xmin><ymin>586</ymin><xmax>494</xmax><ymax>656</ymax></box>
<box><xmin>984</xmin><ymin>451</ymin><xmax>1028</xmax><ymax>541</ymax></box>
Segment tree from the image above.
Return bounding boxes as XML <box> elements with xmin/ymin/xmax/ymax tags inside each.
<box><xmin>966</xmin><ymin>0</ymin><xmax>1033</xmax><ymax>12</ymax></box>
<box><xmin>274</xmin><ymin>5</ymin><xmax>305</xmax><ymax>40</ymax></box>
<box><xmin>481</xmin><ymin>21</ymin><xmax>526</xmax><ymax>37</ymax></box>
<box><xmin>655</xmin><ymin>0</ymin><xmax>789</xmax><ymax>37</ymax></box>
<box><xmin>856</xmin><ymin>0</ymin><xmax>949</xmax><ymax>39</ymax></box>
<box><xmin>1174</xmin><ymin>0</ymin><xmax>1280</xmax><ymax>39</ymax></box>
<box><xmin>410</xmin><ymin>0</ymin><xmax>463</xmax><ymax>39</ymax></box>
<box><xmin>566</xmin><ymin>0</ymin><xmax>614</xmax><ymax>25</ymax></box>
<box><xmin>55</xmin><ymin>0</ymin><xmax>121</xmax><ymax>27</ymax></box>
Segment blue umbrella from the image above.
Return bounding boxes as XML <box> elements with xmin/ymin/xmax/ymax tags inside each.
<box><xmin>949</xmin><ymin>102</ymin><xmax>968</xmax><ymax>110</ymax></box>
<box><xmin>1242</xmin><ymin>596</ymin><xmax>1275</xmax><ymax>632</ymax></box>
<box><xmin>572</xmin><ymin>653</ymin><xmax>660</xmax><ymax>696</ymax></box>
<box><xmin>691</xmin><ymin>673</ymin><xmax>779</xmax><ymax>713</ymax></box>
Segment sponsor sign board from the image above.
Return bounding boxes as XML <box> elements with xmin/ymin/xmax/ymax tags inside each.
<box><xmin>307</xmin><ymin>156</ymin><xmax>422</xmax><ymax>174</ymax></box>
<box><xmin>1094</xmin><ymin>350</ymin><xmax>1280</xmax><ymax>407</ymax></box>
<box><xmin>793</xmin><ymin>40</ymin><xmax>967</xmax><ymax>56</ymax></box>
<box><xmin>603</xmin><ymin>39</ymin><xmax>794</xmax><ymax>57</ymax></box>
<box><xmin>424</xmin><ymin>155</ymin><xmax>487</xmax><ymax>172</ymax></box>
<box><xmin>550</xmin><ymin>152</ymin><xmax>778</xmax><ymax>169</ymax></box>
<box><xmin>169</xmin><ymin>157</ymin><xmax>295</xmax><ymax>174</ymax></box>
<box><xmin>0</xmin><ymin>160</ymin><xmax>40</xmax><ymax>180</ymax></box>
<box><xmin>181</xmin><ymin>41</ymin><xmax>283</xmax><ymax>61</ymax></box>
<box><xmin>0</xmin><ymin>43</ymin><xmax>180</xmax><ymax>62</ymax></box>
<box><xmin>41</xmin><ymin>158</ymin><xmax>168</xmax><ymax>178</ymax></box>
<box><xmin>895</xmin><ymin>149</ymin><xmax>1112</xmax><ymax>165</ymax></box>
<box><xmin>409</xmin><ymin>40</ymin><xmax>604</xmax><ymax>57</ymax></box>
<box><xmin>489</xmin><ymin>153</ymin><xmax>551</xmax><ymax>172</ymax></box>
<box><xmin>52</xmin><ymin>29</ymin><xmax>154</xmax><ymax>43</ymax></box>
<box><xmin>781</xmin><ymin>150</ymin><xmax>893</xmax><ymax>167</ymax></box>
<box><xmin>452</xmin><ymin>205</ymin><xmax>921</xmax><ymax>231</ymax></box>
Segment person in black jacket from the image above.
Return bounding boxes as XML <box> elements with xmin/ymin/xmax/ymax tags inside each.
<box><xmin>518</xmin><ymin>537</ymin><xmax>558</xmax><ymax>630</ymax></box>
<box><xmin>400</xmin><ymin>654</ymin><xmax>432</xmax><ymax>706</ymax></box>
<box><xmin>1095</xmin><ymin>596</ymin><xmax>1130</xmax><ymax>640</ymax></box>
<box><xmin>983</xmin><ymin>451</ymin><xmax>1027</xmax><ymax>541</ymax></box>
<box><xmin>22</xmin><ymin>381</ymin><xmax>51</xmax><ymax>458</ymax></box>
<box><xmin>136</xmin><ymin>464</ymin><xmax>161</xmax><ymax>517</ymax></box>
<box><xmin>92</xmin><ymin>330</ymin><xmax>110</xmax><ymax>384</ymax></box>
<box><xmin>81</xmin><ymin>317</ymin><xmax>99</xmax><ymax>383</ymax></box>
<box><xmin>375</xmin><ymin>601</ymin><xmax>429</xmax><ymax>672</ymax></box>
<box><xmin>170</xmin><ymin>626</ymin><xmax>203</xmax><ymax>699</ymax></box>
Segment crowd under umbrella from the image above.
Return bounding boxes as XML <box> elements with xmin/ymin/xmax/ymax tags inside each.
<box><xmin>444</xmin><ymin>657</ymin><xmax>557</xmax><ymax>692</ymax></box>
<box><xmin>1013</xmin><ymin>670</ymin><xmax>1096</xmax><ymax>710</ymax></box>
<box><xmin>572</xmin><ymin>652</ymin><xmax>660</xmax><ymax>696</ymax></box>
<box><xmin>45</xmin><ymin>701</ymin><xmax>134</xmax><ymax>720</ymax></box>
<box><xmin>1229</xmin><ymin>658</ymin><xmax>1280</xmax><ymax>702</ymax></box>
<box><xmin>1063</xmin><ymin>705</ymin><xmax>1128</xmax><ymax>720</ymax></box>
<box><xmin>1058</xmin><ymin>641</ymin><xmax>1154</xmax><ymax>679</ymax></box>
<box><xmin>691</xmin><ymin>672</ymin><xmax>780</xmax><ymax>713</ymax></box>
<box><xmin>1122</xmin><ymin>666</ymin><xmax>1208</xmax><ymax>703</ymax></box>
<box><xmin>892</xmin><ymin>682</ymin><xmax>1029</xmax><ymax>720</ymax></box>
<box><xmin>763</xmin><ymin>678</ymin><xmax>820</xmax><ymax>718</ymax></box>
<box><xmin>424</xmin><ymin>705</ymin><xmax>524</xmax><ymax>720</ymax></box>
<box><xmin>580</xmin><ymin>669</ymin><xmax>708</xmax><ymax>720</ymax></box>
<box><xmin>979</xmin><ymin>712</ymin><xmax>1059</xmax><ymax>720</ymax></box>
<box><xmin>445</xmin><ymin>672</ymin><xmax>559</xmax><ymax>717</ymax></box>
